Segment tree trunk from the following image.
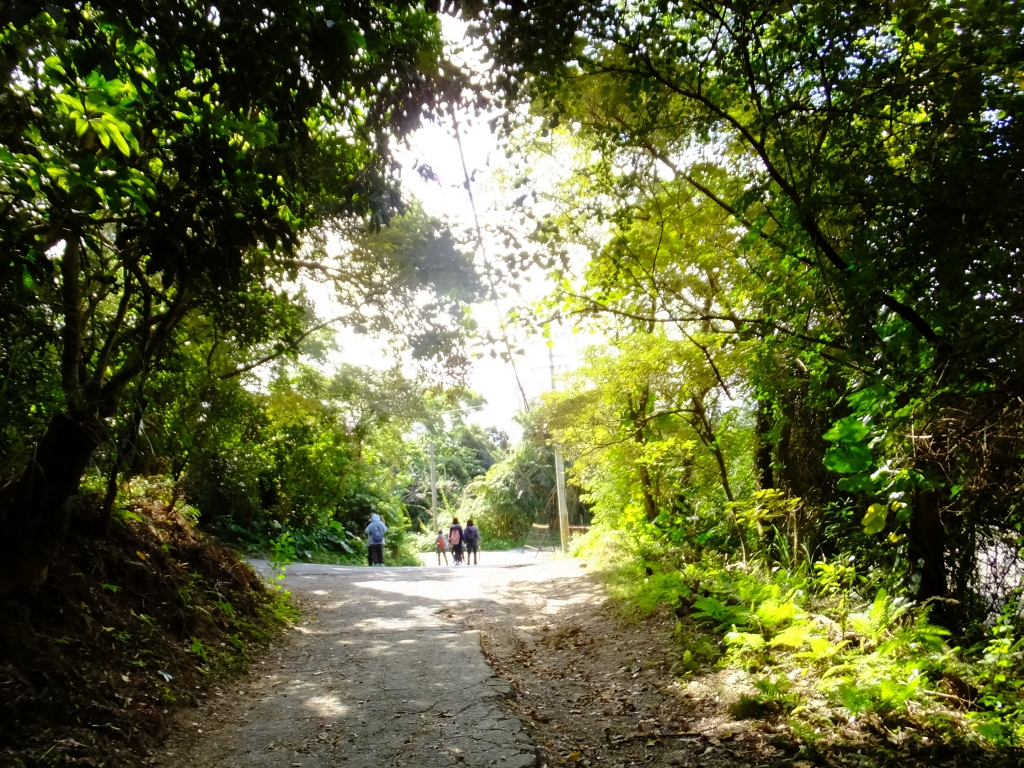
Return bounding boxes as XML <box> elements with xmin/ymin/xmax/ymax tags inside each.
<box><xmin>755</xmin><ymin>402</ymin><xmax>774</xmax><ymax>490</ymax></box>
<box><xmin>691</xmin><ymin>396</ymin><xmax>734</xmax><ymax>503</ymax></box>
<box><xmin>0</xmin><ymin>411</ymin><xmax>101</xmax><ymax>597</ymax></box>
<box><xmin>630</xmin><ymin>384</ymin><xmax>659</xmax><ymax>522</ymax></box>
<box><xmin>637</xmin><ymin>463</ymin><xmax>659</xmax><ymax>522</ymax></box>
<box><xmin>910</xmin><ymin>488</ymin><xmax>947</xmax><ymax>606</ymax></box>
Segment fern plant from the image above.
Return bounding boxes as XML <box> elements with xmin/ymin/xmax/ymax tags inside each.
<box><xmin>847</xmin><ymin>588</ymin><xmax>913</xmax><ymax>646</ymax></box>
<box><xmin>755</xmin><ymin>598</ymin><xmax>802</xmax><ymax>633</ymax></box>
<box><xmin>769</xmin><ymin>619</ymin><xmax>820</xmax><ymax>650</ymax></box>
<box><xmin>729</xmin><ymin>675</ymin><xmax>800</xmax><ymax>720</ymax></box>
<box><xmin>692</xmin><ymin>595</ymin><xmax>754</xmax><ymax>632</ymax></box>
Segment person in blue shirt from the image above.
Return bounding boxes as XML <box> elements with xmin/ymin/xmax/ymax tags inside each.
<box><xmin>365</xmin><ymin>513</ymin><xmax>387</xmax><ymax>566</ymax></box>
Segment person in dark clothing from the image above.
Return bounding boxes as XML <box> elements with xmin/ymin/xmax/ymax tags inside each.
<box><xmin>464</xmin><ymin>519</ymin><xmax>481</xmax><ymax>565</ymax></box>
<box><xmin>448</xmin><ymin>517</ymin><xmax>464</xmax><ymax>565</ymax></box>
<box><xmin>365</xmin><ymin>513</ymin><xmax>387</xmax><ymax>566</ymax></box>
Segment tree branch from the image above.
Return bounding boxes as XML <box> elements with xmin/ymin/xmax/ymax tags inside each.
<box><xmin>59</xmin><ymin>234</ymin><xmax>87</xmax><ymax>412</ymax></box>
<box><xmin>632</xmin><ymin>52</ymin><xmax>940</xmax><ymax>343</ymax></box>
<box><xmin>216</xmin><ymin>314</ymin><xmax>351</xmax><ymax>380</ymax></box>
<box><xmin>92</xmin><ymin>262</ymin><xmax>133</xmax><ymax>387</ymax></box>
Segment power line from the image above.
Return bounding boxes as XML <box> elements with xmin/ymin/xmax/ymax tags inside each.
<box><xmin>435</xmin><ymin>405</ymin><xmax>486</xmax><ymax>415</ymax></box>
<box><xmin>450</xmin><ymin>105</ymin><xmax>531</xmax><ymax>412</ymax></box>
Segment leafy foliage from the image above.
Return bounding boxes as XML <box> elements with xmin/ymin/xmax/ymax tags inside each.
<box><xmin>457</xmin><ymin>419</ymin><xmax>560</xmax><ymax>539</ymax></box>
<box><xmin>0</xmin><ymin>0</ymin><xmax>478</xmax><ymax>595</ymax></box>
<box><xmin>478</xmin><ymin>0</ymin><xmax>1024</xmax><ymax>624</ymax></box>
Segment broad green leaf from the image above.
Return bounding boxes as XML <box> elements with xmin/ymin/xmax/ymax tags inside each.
<box><xmin>824</xmin><ymin>443</ymin><xmax>873</xmax><ymax>474</ymax></box>
<box><xmin>93</xmin><ymin>121</ymin><xmax>112</xmax><ymax>149</ymax></box>
<box><xmin>44</xmin><ymin>56</ymin><xmax>66</xmax><ymax>75</ymax></box>
<box><xmin>104</xmin><ymin>119</ymin><xmax>132</xmax><ymax>156</ymax></box>
<box><xmin>54</xmin><ymin>92</ymin><xmax>84</xmax><ymax>113</ymax></box>
<box><xmin>823</xmin><ymin>416</ymin><xmax>871</xmax><ymax>443</ymax></box>
<box><xmin>837</xmin><ymin>473</ymin><xmax>877</xmax><ymax>493</ymax></box>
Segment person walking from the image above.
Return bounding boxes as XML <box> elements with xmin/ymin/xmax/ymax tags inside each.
<box><xmin>448</xmin><ymin>517</ymin><xmax>464</xmax><ymax>565</ymax></box>
<box><xmin>464</xmin><ymin>518</ymin><xmax>481</xmax><ymax>565</ymax></box>
<box><xmin>365</xmin><ymin>512</ymin><xmax>387</xmax><ymax>567</ymax></box>
<box><xmin>435</xmin><ymin>529</ymin><xmax>449</xmax><ymax>565</ymax></box>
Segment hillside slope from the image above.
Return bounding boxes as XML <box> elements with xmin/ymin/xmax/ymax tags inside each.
<box><xmin>0</xmin><ymin>501</ymin><xmax>292</xmax><ymax>767</ymax></box>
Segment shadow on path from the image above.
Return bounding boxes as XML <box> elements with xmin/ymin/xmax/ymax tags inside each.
<box><xmin>157</xmin><ymin>560</ymin><xmax>542</xmax><ymax>768</ymax></box>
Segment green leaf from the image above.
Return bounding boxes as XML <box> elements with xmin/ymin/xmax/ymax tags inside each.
<box><xmin>54</xmin><ymin>92</ymin><xmax>84</xmax><ymax>112</ymax></box>
<box><xmin>823</xmin><ymin>416</ymin><xmax>871</xmax><ymax>443</ymax></box>
<box><xmin>824</xmin><ymin>443</ymin><xmax>873</xmax><ymax>474</ymax></box>
<box><xmin>44</xmin><ymin>56</ymin><xmax>66</xmax><ymax>76</ymax></box>
<box><xmin>837</xmin><ymin>473</ymin><xmax>877</xmax><ymax>493</ymax></box>
<box><xmin>93</xmin><ymin>121</ymin><xmax>112</xmax><ymax>149</ymax></box>
<box><xmin>103</xmin><ymin>119</ymin><xmax>132</xmax><ymax>156</ymax></box>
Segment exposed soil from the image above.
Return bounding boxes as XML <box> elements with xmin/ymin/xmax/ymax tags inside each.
<box><xmin>0</xmin><ymin>502</ymin><xmax>289</xmax><ymax>768</ymax></box>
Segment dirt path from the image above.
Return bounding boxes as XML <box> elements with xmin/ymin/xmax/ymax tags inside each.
<box><xmin>156</xmin><ymin>554</ymin><xmax>779</xmax><ymax>768</ymax></box>
<box><xmin>155</xmin><ymin>554</ymin><xmax>545</xmax><ymax>768</ymax></box>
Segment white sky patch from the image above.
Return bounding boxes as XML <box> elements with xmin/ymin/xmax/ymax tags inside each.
<box><xmin>294</xmin><ymin>18</ymin><xmax>594</xmax><ymax>442</ymax></box>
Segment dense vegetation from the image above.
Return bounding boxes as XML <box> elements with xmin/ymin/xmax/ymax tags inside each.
<box><xmin>0</xmin><ymin>0</ymin><xmax>489</xmax><ymax>591</ymax></box>
<box><xmin>0</xmin><ymin>479</ymin><xmax>298</xmax><ymax>767</ymax></box>
<box><xmin>3</xmin><ymin>0</ymin><xmax>1024</xmax><ymax>759</ymax></box>
<box><xmin>464</xmin><ymin>0</ymin><xmax>1024</xmax><ymax>748</ymax></box>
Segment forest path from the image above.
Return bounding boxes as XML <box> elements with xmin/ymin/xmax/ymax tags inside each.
<box><xmin>155</xmin><ymin>553</ymin><xmax>560</xmax><ymax>768</ymax></box>
<box><xmin>154</xmin><ymin>555</ymin><xmax>1015</xmax><ymax>768</ymax></box>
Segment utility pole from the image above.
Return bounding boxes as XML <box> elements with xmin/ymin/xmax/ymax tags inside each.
<box><xmin>550</xmin><ymin>346</ymin><xmax>570</xmax><ymax>552</ymax></box>
<box><xmin>428</xmin><ymin>442</ymin><xmax>438</xmax><ymax>530</ymax></box>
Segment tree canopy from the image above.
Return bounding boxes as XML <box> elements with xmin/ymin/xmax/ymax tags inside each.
<box><xmin>0</xmin><ymin>0</ymin><xmax>478</xmax><ymax>595</ymax></box>
<box><xmin>470</xmin><ymin>0</ymin><xmax>1024</xmax><ymax>626</ymax></box>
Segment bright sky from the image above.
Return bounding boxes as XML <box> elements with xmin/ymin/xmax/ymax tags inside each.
<box><xmin>304</xmin><ymin>16</ymin><xmax>585</xmax><ymax>442</ymax></box>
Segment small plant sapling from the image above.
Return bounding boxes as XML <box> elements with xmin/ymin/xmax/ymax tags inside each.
<box><xmin>269</xmin><ymin>531</ymin><xmax>296</xmax><ymax>589</ymax></box>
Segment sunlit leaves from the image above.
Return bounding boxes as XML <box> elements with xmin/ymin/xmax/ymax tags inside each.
<box><xmin>862</xmin><ymin>503</ymin><xmax>888</xmax><ymax>535</ymax></box>
<box><xmin>476</xmin><ymin>0</ymin><xmax>1024</xmax><ymax>612</ymax></box>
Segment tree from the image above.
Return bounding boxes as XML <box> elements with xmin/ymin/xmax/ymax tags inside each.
<box><xmin>0</xmin><ymin>0</ymin><xmax>468</xmax><ymax>595</ymax></box>
<box><xmin>540</xmin><ymin>332</ymin><xmax>752</xmax><ymax>537</ymax></box>
<box><xmin>404</xmin><ymin>391</ymin><xmax>506</xmax><ymax>526</ymax></box>
<box><xmin>456</xmin><ymin>409</ymin><xmax>571</xmax><ymax>540</ymax></box>
<box><xmin>476</xmin><ymin>0</ymin><xmax>1024</xmax><ymax>617</ymax></box>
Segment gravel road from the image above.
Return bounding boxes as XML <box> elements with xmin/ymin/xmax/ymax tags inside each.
<box><xmin>156</xmin><ymin>553</ymin><xmax>551</xmax><ymax>768</ymax></box>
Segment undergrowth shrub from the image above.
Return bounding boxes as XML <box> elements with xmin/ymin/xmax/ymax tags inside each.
<box><xmin>0</xmin><ymin>488</ymin><xmax>296</xmax><ymax>767</ymax></box>
<box><xmin>591</xmin><ymin>527</ymin><xmax>1024</xmax><ymax>747</ymax></box>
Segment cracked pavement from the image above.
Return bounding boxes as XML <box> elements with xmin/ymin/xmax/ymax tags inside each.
<box><xmin>157</xmin><ymin>557</ymin><xmax>541</xmax><ymax>768</ymax></box>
